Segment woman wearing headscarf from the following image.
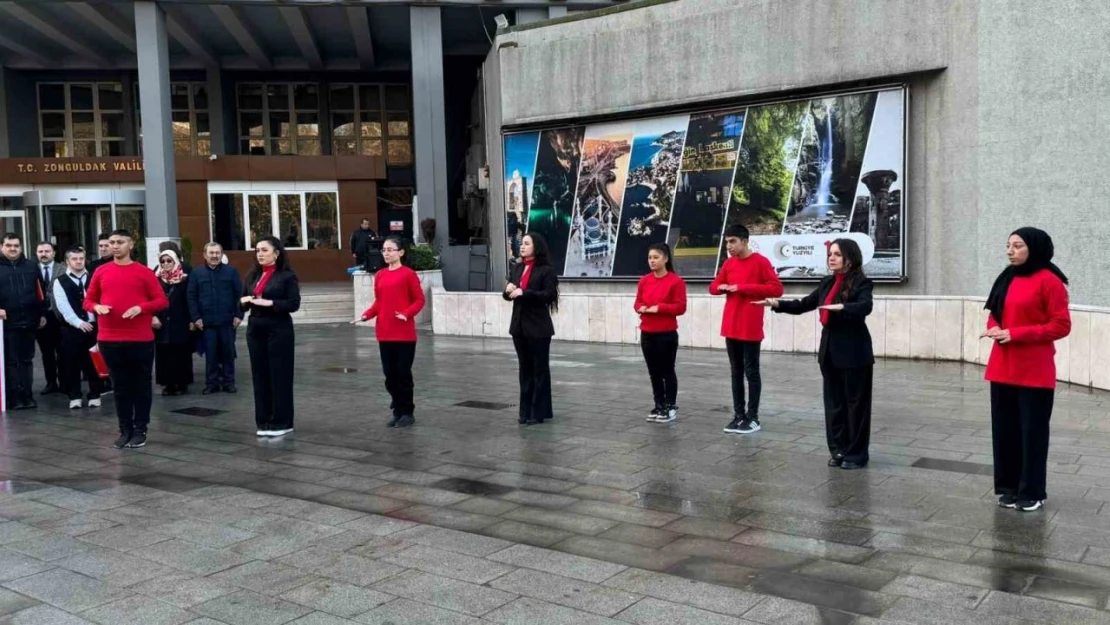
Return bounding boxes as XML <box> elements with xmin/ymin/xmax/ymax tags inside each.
<box><xmin>503</xmin><ymin>232</ymin><xmax>559</xmax><ymax>425</ymax></box>
<box><xmin>981</xmin><ymin>227</ymin><xmax>1071</xmax><ymax>512</ymax></box>
<box><xmin>152</xmin><ymin>250</ymin><xmax>194</xmax><ymax>395</ymax></box>
<box><xmin>755</xmin><ymin>238</ymin><xmax>875</xmax><ymax>470</ymax></box>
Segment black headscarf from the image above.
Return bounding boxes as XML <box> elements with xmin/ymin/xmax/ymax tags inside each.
<box><xmin>985</xmin><ymin>227</ymin><xmax>1069</xmax><ymax>325</ymax></box>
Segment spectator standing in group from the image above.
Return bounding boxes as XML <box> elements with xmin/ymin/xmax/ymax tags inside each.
<box><xmin>52</xmin><ymin>246</ymin><xmax>103</xmax><ymax>409</ymax></box>
<box><xmin>757</xmin><ymin>239</ymin><xmax>875</xmax><ymax>470</ymax></box>
<box><xmin>350</xmin><ymin>218</ymin><xmax>378</xmax><ymax>267</ymax></box>
<box><xmin>634</xmin><ymin>243</ymin><xmax>687</xmax><ymax>423</ymax></box>
<box><xmin>503</xmin><ymin>233</ymin><xmax>559</xmax><ymax>425</ymax></box>
<box><xmin>982</xmin><ymin>227</ymin><xmax>1071</xmax><ymax>512</ymax></box>
<box><xmin>352</xmin><ymin>236</ymin><xmax>425</xmax><ymax>428</ymax></box>
<box><xmin>242</xmin><ymin>236</ymin><xmax>300</xmax><ymax>438</ymax></box>
<box><xmin>710</xmin><ymin>224</ymin><xmax>784</xmax><ymax>434</ymax></box>
<box><xmin>84</xmin><ymin>229</ymin><xmax>168</xmax><ymax>449</ymax></box>
<box><xmin>34</xmin><ymin>241</ymin><xmax>63</xmax><ymax>395</ymax></box>
<box><xmin>0</xmin><ymin>233</ymin><xmax>47</xmax><ymax>410</ymax></box>
<box><xmin>152</xmin><ymin>250</ymin><xmax>194</xmax><ymax>396</ymax></box>
<box><xmin>87</xmin><ymin>233</ymin><xmax>112</xmax><ymax>277</ymax></box>
<box><xmin>188</xmin><ymin>242</ymin><xmax>243</xmax><ymax>395</ymax></box>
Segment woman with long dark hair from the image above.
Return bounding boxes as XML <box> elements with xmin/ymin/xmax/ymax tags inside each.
<box><xmin>352</xmin><ymin>236</ymin><xmax>425</xmax><ymax>428</ymax></box>
<box><xmin>240</xmin><ymin>236</ymin><xmax>300</xmax><ymax>437</ymax></box>
<box><xmin>503</xmin><ymin>232</ymin><xmax>559</xmax><ymax>425</ymax></box>
<box><xmin>981</xmin><ymin>227</ymin><xmax>1070</xmax><ymax>512</ymax></box>
<box><xmin>756</xmin><ymin>238</ymin><xmax>874</xmax><ymax>469</ymax></box>
<box><xmin>635</xmin><ymin>243</ymin><xmax>687</xmax><ymax>423</ymax></box>
<box><xmin>152</xmin><ymin>250</ymin><xmax>194</xmax><ymax>395</ymax></box>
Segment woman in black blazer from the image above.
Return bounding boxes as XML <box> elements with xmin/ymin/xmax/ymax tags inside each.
<box><xmin>240</xmin><ymin>236</ymin><xmax>301</xmax><ymax>438</ymax></box>
<box><xmin>503</xmin><ymin>233</ymin><xmax>559</xmax><ymax>425</ymax></box>
<box><xmin>756</xmin><ymin>238</ymin><xmax>875</xmax><ymax>469</ymax></box>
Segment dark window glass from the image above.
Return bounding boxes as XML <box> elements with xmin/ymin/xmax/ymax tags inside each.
<box><xmin>71</xmin><ymin>84</ymin><xmax>94</xmax><ymax>110</ymax></box>
<box><xmin>39</xmin><ymin>84</ymin><xmax>65</xmax><ymax>110</ymax></box>
<box><xmin>330</xmin><ymin>85</ymin><xmax>354</xmax><ymax>110</ymax></box>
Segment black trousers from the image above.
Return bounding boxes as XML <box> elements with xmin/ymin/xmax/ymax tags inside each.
<box><xmin>36</xmin><ymin>323</ymin><xmax>60</xmax><ymax>388</ymax></box>
<box><xmin>59</xmin><ymin>326</ymin><xmax>102</xmax><ymax>400</ymax></box>
<box><xmin>513</xmin><ymin>335</ymin><xmax>552</xmax><ymax>422</ymax></box>
<box><xmin>991</xmin><ymin>382</ymin><xmax>1054</xmax><ymax>501</ymax></box>
<box><xmin>640</xmin><ymin>331</ymin><xmax>678</xmax><ymax>407</ymax></box>
<box><xmin>203</xmin><ymin>325</ymin><xmax>237</xmax><ymax>388</ymax></box>
<box><xmin>379</xmin><ymin>341</ymin><xmax>416</xmax><ymax>417</ymax></box>
<box><xmin>99</xmin><ymin>341</ymin><xmax>154</xmax><ymax>433</ymax></box>
<box><xmin>726</xmin><ymin>339</ymin><xmax>762</xmax><ymax>417</ymax></box>
<box><xmin>247</xmin><ymin>318</ymin><xmax>295</xmax><ymax>430</ymax></box>
<box><xmin>3</xmin><ymin>328</ymin><xmax>37</xmax><ymax>405</ymax></box>
<box><xmin>820</xmin><ymin>360</ymin><xmax>873</xmax><ymax>464</ymax></box>
<box><xmin>155</xmin><ymin>341</ymin><xmax>194</xmax><ymax>388</ymax></box>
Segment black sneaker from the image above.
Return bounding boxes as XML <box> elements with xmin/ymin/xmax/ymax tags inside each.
<box><xmin>997</xmin><ymin>494</ymin><xmax>1018</xmax><ymax>509</ymax></box>
<box><xmin>723</xmin><ymin>417</ymin><xmax>744</xmax><ymax>434</ymax></box>
<box><xmin>223</xmin><ymin>385</ymin><xmax>237</xmax><ymax>394</ymax></box>
<box><xmin>387</xmin><ymin>415</ymin><xmax>400</xmax><ymax>428</ymax></box>
<box><xmin>395</xmin><ymin>415</ymin><xmax>415</xmax><ymax>428</ymax></box>
<box><xmin>736</xmin><ymin>418</ymin><xmax>761</xmax><ymax>434</ymax></box>
<box><xmin>656</xmin><ymin>405</ymin><xmax>677</xmax><ymax>423</ymax></box>
<box><xmin>646</xmin><ymin>407</ymin><xmax>664</xmax><ymax>422</ymax></box>
<box><xmin>202</xmin><ymin>387</ymin><xmax>219</xmax><ymax>395</ymax></box>
<box><xmin>1016</xmin><ymin>499</ymin><xmax>1043</xmax><ymax>512</ymax></box>
<box><xmin>127</xmin><ymin>432</ymin><xmax>147</xmax><ymax>448</ymax></box>
<box><xmin>113</xmin><ymin>431</ymin><xmax>132</xmax><ymax>449</ymax></box>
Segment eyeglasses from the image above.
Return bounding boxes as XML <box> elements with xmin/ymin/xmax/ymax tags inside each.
<box><xmin>382</xmin><ymin>248</ymin><xmax>400</xmax><ymax>253</ymax></box>
<box><xmin>159</xmin><ymin>259</ymin><xmax>174</xmax><ymax>264</ymax></box>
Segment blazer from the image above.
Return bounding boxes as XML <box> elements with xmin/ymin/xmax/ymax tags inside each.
<box><xmin>38</xmin><ymin>262</ymin><xmax>65</xmax><ymax>327</ymax></box>
<box><xmin>503</xmin><ymin>263</ymin><xmax>557</xmax><ymax>339</ymax></box>
<box><xmin>775</xmin><ymin>275</ymin><xmax>875</xmax><ymax>368</ymax></box>
<box><xmin>241</xmin><ymin>269</ymin><xmax>301</xmax><ymax>323</ymax></box>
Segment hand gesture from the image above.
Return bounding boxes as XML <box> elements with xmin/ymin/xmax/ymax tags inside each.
<box><xmin>637</xmin><ymin>305</ymin><xmax>647</xmax><ymax>314</ymax></box>
<box><xmin>194</xmin><ymin>319</ymin><xmax>204</xmax><ymax>330</ymax></box>
<box><xmin>504</xmin><ymin>282</ymin><xmax>517</xmax><ymax>293</ymax></box>
<box><xmin>752</xmin><ymin>298</ymin><xmax>779</xmax><ymax>308</ymax></box>
<box><xmin>251</xmin><ymin>298</ymin><xmax>273</xmax><ymax>307</ymax></box>
<box><xmin>509</xmin><ymin>288</ymin><xmax>524</xmax><ymax>299</ymax></box>
<box><xmin>93</xmin><ymin>304</ymin><xmax>111</xmax><ymax>315</ymax></box>
<box><xmin>719</xmin><ymin>284</ymin><xmax>738</xmax><ymax>293</ymax></box>
<box><xmin>817</xmin><ymin>303</ymin><xmax>845</xmax><ymax>311</ymax></box>
<box><xmin>395</xmin><ymin>312</ymin><xmax>408</xmax><ymax>322</ymax></box>
<box><xmin>240</xmin><ymin>295</ymin><xmax>254</xmax><ymax>305</ymax></box>
<box><xmin>980</xmin><ymin>327</ymin><xmax>1012</xmax><ymax>344</ymax></box>
<box><xmin>78</xmin><ymin>321</ymin><xmax>94</xmax><ymax>333</ymax></box>
<box><xmin>0</xmin><ymin>309</ymin><xmax>6</xmax><ymax>320</ymax></box>
<box><xmin>232</xmin><ymin>318</ymin><xmax>242</xmax><ymax>329</ymax></box>
<box><xmin>122</xmin><ymin>306</ymin><xmax>142</xmax><ymax>319</ymax></box>
<box><xmin>39</xmin><ymin>316</ymin><xmax>46</xmax><ymax>329</ymax></box>
<box><xmin>152</xmin><ymin>317</ymin><xmax>163</xmax><ymax>330</ymax></box>
<box><xmin>644</xmin><ymin>305</ymin><xmax>659</xmax><ymax>314</ymax></box>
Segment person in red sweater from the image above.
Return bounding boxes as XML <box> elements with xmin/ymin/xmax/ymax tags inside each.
<box><xmin>83</xmin><ymin>229</ymin><xmax>169</xmax><ymax>449</ymax></box>
<box><xmin>635</xmin><ymin>243</ymin><xmax>688</xmax><ymax>423</ymax></box>
<box><xmin>710</xmin><ymin>224</ymin><xmax>783</xmax><ymax>434</ymax></box>
<box><xmin>981</xmin><ymin>227</ymin><xmax>1071</xmax><ymax>512</ymax></box>
<box><xmin>352</xmin><ymin>236</ymin><xmax>426</xmax><ymax>428</ymax></box>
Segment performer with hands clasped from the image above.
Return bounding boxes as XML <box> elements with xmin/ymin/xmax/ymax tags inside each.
<box><xmin>755</xmin><ymin>238</ymin><xmax>874</xmax><ymax>469</ymax></box>
<box><xmin>504</xmin><ymin>233</ymin><xmax>559</xmax><ymax>425</ymax></box>
<box><xmin>635</xmin><ymin>243</ymin><xmax>687</xmax><ymax>423</ymax></box>
<box><xmin>352</xmin><ymin>236</ymin><xmax>425</xmax><ymax>428</ymax></box>
<box><xmin>980</xmin><ymin>227</ymin><xmax>1070</xmax><ymax>512</ymax></box>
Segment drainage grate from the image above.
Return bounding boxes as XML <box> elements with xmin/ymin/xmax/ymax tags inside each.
<box><xmin>171</xmin><ymin>407</ymin><xmax>227</xmax><ymax>417</ymax></box>
<box><xmin>911</xmin><ymin>457</ymin><xmax>993</xmax><ymax>476</ymax></box>
<box><xmin>431</xmin><ymin>478</ymin><xmax>515</xmax><ymax>496</ymax></box>
<box><xmin>454</xmin><ymin>400</ymin><xmax>514</xmax><ymax>410</ymax></box>
<box><xmin>324</xmin><ymin>367</ymin><xmax>359</xmax><ymax>373</ymax></box>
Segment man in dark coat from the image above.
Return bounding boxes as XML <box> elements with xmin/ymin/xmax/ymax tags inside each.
<box><xmin>187</xmin><ymin>242</ymin><xmax>243</xmax><ymax>394</ymax></box>
<box><xmin>350</xmin><ymin>218</ymin><xmax>378</xmax><ymax>267</ymax></box>
<box><xmin>34</xmin><ymin>241</ymin><xmax>64</xmax><ymax>395</ymax></box>
<box><xmin>0</xmin><ymin>233</ymin><xmax>47</xmax><ymax>410</ymax></box>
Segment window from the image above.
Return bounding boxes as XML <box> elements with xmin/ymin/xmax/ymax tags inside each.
<box><xmin>330</xmin><ymin>84</ymin><xmax>411</xmax><ymax>164</ymax></box>
<box><xmin>136</xmin><ymin>82</ymin><xmax>211</xmax><ymax>157</ymax></box>
<box><xmin>38</xmin><ymin>82</ymin><xmax>124</xmax><ymax>157</ymax></box>
<box><xmin>383</xmin><ymin>85</ymin><xmax>412</xmax><ymax>165</ymax></box>
<box><xmin>237</xmin><ymin>83</ymin><xmax>320</xmax><ymax>156</ymax></box>
<box><xmin>209</xmin><ymin>187</ymin><xmax>339</xmax><ymax>251</ymax></box>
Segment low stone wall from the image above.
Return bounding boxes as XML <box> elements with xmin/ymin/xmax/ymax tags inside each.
<box><xmin>431</xmin><ymin>290</ymin><xmax>1110</xmax><ymax>391</ymax></box>
<box><xmin>352</xmin><ymin>269</ymin><xmax>443</xmax><ymax>326</ymax></box>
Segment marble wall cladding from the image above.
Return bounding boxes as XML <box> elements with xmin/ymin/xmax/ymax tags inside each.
<box><xmin>428</xmin><ymin>290</ymin><xmax>1110</xmax><ymax>390</ymax></box>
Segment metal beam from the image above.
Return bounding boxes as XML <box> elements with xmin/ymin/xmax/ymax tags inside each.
<box><xmin>209</xmin><ymin>4</ymin><xmax>271</xmax><ymax>69</ymax></box>
<box><xmin>0</xmin><ymin>32</ymin><xmax>50</xmax><ymax>67</ymax></box>
<box><xmin>67</xmin><ymin>1</ymin><xmax>136</xmax><ymax>52</ymax></box>
<box><xmin>346</xmin><ymin>6</ymin><xmax>376</xmax><ymax>69</ymax></box>
<box><xmin>279</xmin><ymin>6</ymin><xmax>323</xmax><ymax>71</ymax></box>
<box><xmin>0</xmin><ymin>2</ymin><xmax>108</xmax><ymax>64</ymax></box>
<box><xmin>163</xmin><ymin>7</ymin><xmax>218</xmax><ymax>66</ymax></box>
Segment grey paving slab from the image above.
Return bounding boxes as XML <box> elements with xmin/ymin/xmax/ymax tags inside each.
<box><xmin>879</xmin><ymin>574</ymin><xmax>988</xmax><ymax>610</ymax></box>
<box><xmin>0</xmin><ymin>605</ymin><xmax>97</xmax><ymax>625</ymax></box>
<box><xmin>2</xmin><ymin>568</ymin><xmax>128</xmax><ymax>613</ymax></box>
<box><xmin>193</xmin><ymin>590</ymin><xmax>313</xmax><ymax>625</ymax></box>
<box><xmin>740</xmin><ymin>595</ymin><xmax>856</xmax><ymax>625</ymax></box>
<box><xmin>0</xmin><ymin>588</ymin><xmax>38</xmax><ymax>618</ymax></box>
<box><xmin>353</xmin><ymin>597</ymin><xmax>481</xmax><ymax>625</ymax></box>
<box><xmin>337</xmin><ymin>515</ymin><xmax>418</xmax><ymax>537</ymax></box>
<box><xmin>488</xmin><ymin>544</ymin><xmax>627</xmax><ymax>583</ymax></box>
<box><xmin>80</xmin><ymin>595</ymin><xmax>196</xmax><ymax>625</ymax></box>
<box><xmin>0</xmin><ymin>550</ymin><xmax>52</xmax><ymax>583</ymax></box>
<box><xmin>482</xmin><ymin>597</ymin><xmax>625</xmax><ymax>625</ymax></box>
<box><xmin>287</xmin><ymin>613</ymin><xmax>359</xmax><ymax>625</ymax></box>
<box><xmin>601</xmin><ymin>568</ymin><xmax>762</xmax><ymax>617</ymax></box>
<box><xmin>488</xmin><ymin>569</ymin><xmax>641</xmax><ymax>617</ymax></box>
<box><xmin>381</xmin><ymin>544</ymin><xmax>514</xmax><ymax>584</ymax></box>
<box><xmin>614</xmin><ymin>597</ymin><xmax>753</xmax><ymax>625</ymax></box>
<box><xmin>478</xmin><ymin>520</ymin><xmax>574</xmax><ymax>548</ymax></box>
<box><xmin>389</xmin><ymin>525</ymin><xmax>513</xmax><ymax>557</ymax></box>
<box><xmin>371</xmin><ymin>570</ymin><xmax>517</xmax><ymax>617</ymax></box>
<box><xmin>275</xmin><ymin>550</ymin><xmax>405</xmax><ymax>587</ymax></box>
<box><xmin>130</xmin><ymin>572</ymin><xmax>238</xmax><ymax>608</ymax></box>
<box><xmin>130</xmin><ymin>539</ymin><xmax>254</xmax><ymax>576</ymax></box>
<box><xmin>55</xmin><ymin>547</ymin><xmax>176</xmax><ymax>587</ymax></box>
<box><xmin>278</xmin><ymin>579</ymin><xmax>392</xmax><ymax>618</ymax></box>
<box><xmin>210</xmin><ymin>561</ymin><xmax>320</xmax><ymax>596</ymax></box>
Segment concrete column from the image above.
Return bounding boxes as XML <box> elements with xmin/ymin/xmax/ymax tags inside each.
<box><xmin>135</xmin><ymin>0</ymin><xmax>179</xmax><ymax>266</ymax></box>
<box><xmin>0</xmin><ymin>69</ymin><xmax>9</xmax><ymax>158</ymax></box>
<box><xmin>548</xmin><ymin>6</ymin><xmax>568</xmax><ymax>19</ymax></box>
<box><xmin>205</xmin><ymin>66</ymin><xmax>225</xmax><ymax>156</ymax></box>
<box><xmin>410</xmin><ymin>6</ymin><xmax>448</xmax><ymax>254</ymax></box>
<box><xmin>482</xmin><ymin>49</ymin><xmax>508</xmax><ymax>285</ymax></box>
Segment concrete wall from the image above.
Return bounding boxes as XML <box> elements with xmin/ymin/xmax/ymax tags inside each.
<box><xmin>483</xmin><ymin>0</ymin><xmax>1110</xmax><ymax>306</ymax></box>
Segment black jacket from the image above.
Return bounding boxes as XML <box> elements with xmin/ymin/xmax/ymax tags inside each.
<box><xmin>242</xmin><ymin>269</ymin><xmax>301</xmax><ymax>322</ymax></box>
<box><xmin>155</xmin><ymin>278</ymin><xmax>194</xmax><ymax>345</ymax></box>
<box><xmin>350</xmin><ymin>228</ymin><xmax>377</xmax><ymax>260</ymax></box>
<box><xmin>503</xmin><ymin>263</ymin><xmax>557</xmax><ymax>339</ymax></box>
<box><xmin>775</xmin><ymin>275</ymin><xmax>875</xmax><ymax>368</ymax></box>
<box><xmin>188</xmin><ymin>263</ymin><xmax>243</xmax><ymax>327</ymax></box>
<box><xmin>0</xmin><ymin>256</ymin><xmax>45</xmax><ymax>330</ymax></box>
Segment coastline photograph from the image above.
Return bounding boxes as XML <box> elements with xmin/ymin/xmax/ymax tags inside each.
<box><xmin>527</xmin><ymin>127</ymin><xmax>585</xmax><ymax>275</ymax></box>
<box><xmin>564</xmin><ymin>123</ymin><xmax>634</xmax><ymax>277</ymax></box>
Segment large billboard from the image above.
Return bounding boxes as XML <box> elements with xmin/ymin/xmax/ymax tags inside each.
<box><xmin>503</xmin><ymin>87</ymin><xmax>907</xmax><ymax>281</ymax></box>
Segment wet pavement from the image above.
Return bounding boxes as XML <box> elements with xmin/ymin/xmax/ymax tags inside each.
<box><xmin>1</xmin><ymin>325</ymin><xmax>1110</xmax><ymax>624</ymax></box>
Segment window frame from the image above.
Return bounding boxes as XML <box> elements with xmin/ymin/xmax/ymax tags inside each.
<box><xmin>37</xmin><ymin>81</ymin><xmax>124</xmax><ymax>157</ymax></box>
<box><xmin>207</xmin><ymin>182</ymin><xmax>341</xmax><ymax>252</ymax></box>
<box><xmin>237</xmin><ymin>82</ymin><xmax>321</xmax><ymax>156</ymax></box>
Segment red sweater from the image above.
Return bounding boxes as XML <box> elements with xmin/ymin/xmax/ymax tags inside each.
<box><xmin>83</xmin><ymin>261</ymin><xmax>169</xmax><ymax>342</ymax></box>
<box><xmin>634</xmin><ymin>271</ymin><xmax>687</xmax><ymax>333</ymax></box>
<box><xmin>985</xmin><ymin>270</ymin><xmax>1071</xmax><ymax>389</ymax></box>
<box><xmin>709</xmin><ymin>253</ymin><xmax>784</xmax><ymax>341</ymax></box>
<box><xmin>361</xmin><ymin>266</ymin><xmax>426</xmax><ymax>342</ymax></box>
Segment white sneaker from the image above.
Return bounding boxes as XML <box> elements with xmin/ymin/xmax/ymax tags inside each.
<box><xmin>69</xmin><ymin>399</ymin><xmax>83</xmax><ymax>410</ymax></box>
<box><xmin>656</xmin><ymin>406</ymin><xmax>677</xmax><ymax>423</ymax></box>
<box><xmin>87</xmin><ymin>398</ymin><xmax>101</xmax><ymax>408</ymax></box>
<box><xmin>256</xmin><ymin>430</ymin><xmax>272</xmax><ymax>436</ymax></box>
<box><xmin>646</xmin><ymin>407</ymin><xmax>663</xmax><ymax>422</ymax></box>
<box><xmin>270</xmin><ymin>428</ymin><xmax>294</xmax><ymax>436</ymax></box>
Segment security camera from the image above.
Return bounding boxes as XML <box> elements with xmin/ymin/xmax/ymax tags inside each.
<box><xmin>208</xmin><ymin>154</ymin><xmax>218</xmax><ymax>161</ymax></box>
<box><xmin>494</xmin><ymin>14</ymin><xmax>509</xmax><ymax>30</ymax></box>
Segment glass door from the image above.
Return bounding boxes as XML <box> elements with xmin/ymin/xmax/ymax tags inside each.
<box><xmin>46</xmin><ymin>207</ymin><xmax>103</xmax><ymax>255</ymax></box>
<box><xmin>0</xmin><ymin>210</ymin><xmax>26</xmax><ymax>245</ymax></box>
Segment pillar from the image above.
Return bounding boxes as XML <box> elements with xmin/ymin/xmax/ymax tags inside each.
<box><xmin>0</xmin><ymin>69</ymin><xmax>9</xmax><ymax>158</ymax></box>
<box><xmin>135</xmin><ymin>0</ymin><xmax>179</xmax><ymax>266</ymax></box>
<box><xmin>410</xmin><ymin>6</ymin><xmax>448</xmax><ymax>254</ymax></box>
<box><xmin>205</xmin><ymin>66</ymin><xmax>226</xmax><ymax>156</ymax></box>
<box><xmin>548</xmin><ymin>6</ymin><xmax>568</xmax><ymax>19</ymax></box>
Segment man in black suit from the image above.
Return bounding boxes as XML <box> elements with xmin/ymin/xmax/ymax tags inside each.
<box><xmin>0</xmin><ymin>233</ymin><xmax>47</xmax><ymax>410</ymax></box>
<box><xmin>34</xmin><ymin>242</ymin><xmax>64</xmax><ymax>394</ymax></box>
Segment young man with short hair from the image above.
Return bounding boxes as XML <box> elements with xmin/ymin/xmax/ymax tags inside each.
<box><xmin>53</xmin><ymin>246</ymin><xmax>103</xmax><ymax>409</ymax></box>
<box><xmin>84</xmin><ymin>230</ymin><xmax>168</xmax><ymax>449</ymax></box>
<box><xmin>710</xmin><ymin>224</ymin><xmax>783</xmax><ymax>434</ymax></box>
<box><xmin>0</xmin><ymin>233</ymin><xmax>47</xmax><ymax>410</ymax></box>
